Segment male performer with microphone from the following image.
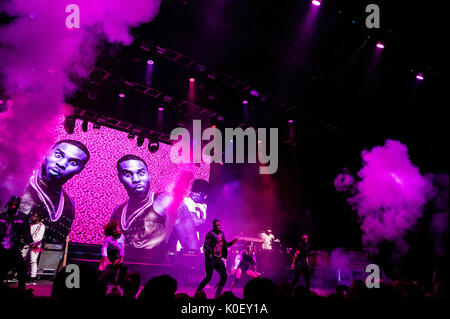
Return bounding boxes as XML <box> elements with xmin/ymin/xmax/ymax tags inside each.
<box><xmin>196</xmin><ymin>219</ymin><xmax>237</xmax><ymax>298</ymax></box>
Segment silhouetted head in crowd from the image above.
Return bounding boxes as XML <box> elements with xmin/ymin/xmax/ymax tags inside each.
<box><xmin>175</xmin><ymin>293</ymin><xmax>191</xmax><ymax>300</ymax></box>
<box><xmin>217</xmin><ymin>291</ymin><xmax>238</xmax><ymax>301</ymax></box>
<box><xmin>138</xmin><ymin>275</ymin><xmax>177</xmax><ymax>300</ymax></box>
<box><xmin>120</xmin><ymin>271</ymin><xmax>141</xmax><ymax>300</ymax></box>
<box><xmin>194</xmin><ymin>290</ymin><xmax>207</xmax><ymax>300</ymax></box>
<box><xmin>370</xmin><ymin>281</ymin><xmax>405</xmax><ymax>300</ymax></box>
<box><xmin>244</xmin><ymin>278</ymin><xmax>279</xmax><ymax>299</ymax></box>
<box><xmin>294</xmin><ymin>285</ymin><xmax>310</xmax><ymax>299</ymax></box>
<box><xmin>279</xmin><ymin>281</ymin><xmax>294</xmax><ymax>298</ymax></box>
<box><xmin>52</xmin><ymin>264</ymin><xmax>106</xmax><ymax>300</ymax></box>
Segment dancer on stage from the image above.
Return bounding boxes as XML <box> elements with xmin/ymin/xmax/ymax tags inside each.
<box><xmin>291</xmin><ymin>234</ymin><xmax>311</xmax><ymax>291</ymax></box>
<box><xmin>21</xmin><ymin>211</ymin><xmax>45</xmax><ymax>285</ymax></box>
<box><xmin>172</xmin><ymin>179</ymin><xmax>208</xmax><ymax>252</ymax></box>
<box><xmin>0</xmin><ymin>196</ymin><xmax>33</xmax><ymax>291</ymax></box>
<box><xmin>230</xmin><ymin>241</ymin><xmax>259</xmax><ymax>290</ymax></box>
<box><xmin>110</xmin><ymin>155</ymin><xmax>168</xmax><ymax>250</ymax></box>
<box><xmin>20</xmin><ymin>139</ymin><xmax>90</xmax><ymax>243</ymax></box>
<box><xmin>98</xmin><ymin>220</ymin><xmax>127</xmax><ymax>285</ymax></box>
<box><xmin>196</xmin><ymin>219</ymin><xmax>238</xmax><ymax>298</ymax></box>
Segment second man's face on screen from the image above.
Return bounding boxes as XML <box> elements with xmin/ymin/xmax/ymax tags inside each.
<box><xmin>118</xmin><ymin>159</ymin><xmax>150</xmax><ymax>197</ymax></box>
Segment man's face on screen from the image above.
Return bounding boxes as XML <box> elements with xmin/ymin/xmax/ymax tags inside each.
<box><xmin>191</xmin><ymin>191</ymin><xmax>207</xmax><ymax>203</ymax></box>
<box><xmin>118</xmin><ymin>160</ymin><xmax>150</xmax><ymax>197</ymax></box>
<box><xmin>43</xmin><ymin>142</ymin><xmax>88</xmax><ymax>183</ymax></box>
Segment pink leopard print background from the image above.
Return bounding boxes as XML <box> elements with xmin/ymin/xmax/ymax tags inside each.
<box><xmin>47</xmin><ymin>117</ymin><xmax>210</xmax><ymax>244</ymax></box>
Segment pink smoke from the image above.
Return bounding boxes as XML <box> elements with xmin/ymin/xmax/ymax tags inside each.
<box><xmin>334</xmin><ymin>168</ymin><xmax>355</xmax><ymax>192</ymax></box>
<box><xmin>0</xmin><ymin>0</ymin><xmax>161</xmax><ymax>205</ymax></box>
<box><xmin>164</xmin><ymin>170</ymin><xmax>195</xmax><ymax>242</ymax></box>
<box><xmin>335</xmin><ymin>139</ymin><xmax>434</xmax><ymax>253</ymax></box>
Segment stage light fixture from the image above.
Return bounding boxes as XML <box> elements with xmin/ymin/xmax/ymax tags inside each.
<box><xmin>137</xmin><ymin>135</ymin><xmax>145</xmax><ymax>147</ymax></box>
<box><xmin>189</xmin><ymin>77</ymin><xmax>195</xmax><ymax>83</ymax></box>
<box><xmin>288</xmin><ymin>120</ymin><xmax>294</xmax><ymax>123</ymax></box>
<box><xmin>158</xmin><ymin>107</ymin><xmax>164</xmax><ymax>111</ymax></box>
<box><xmin>119</xmin><ymin>93</ymin><xmax>126</xmax><ymax>98</ymax></box>
<box><xmin>416</xmin><ymin>73</ymin><xmax>424</xmax><ymax>80</ymax></box>
<box><xmin>242</xmin><ymin>100</ymin><xmax>248</xmax><ymax>105</ymax></box>
<box><xmin>148</xmin><ymin>139</ymin><xmax>160</xmax><ymax>154</ymax></box>
<box><xmin>147</xmin><ymin>59</ymin><xmax>154</xmax><ymax>65</ymax></box>
<box><xmin>376</xmin><ymin>41</ymin><xmax>385</xmax><ymax>49</ymax></box>
<box><xmin>249</xmin><ymin>90</ymin><xmax>259</xmax><ymax>97</ymax></box>
<box><xmin>93</xmin><ymin>123</ymin><xmax>101</xmax><ymax>130</ymax></box>
<box><xmin>312</xmin><ymin>0</ymin><xmax>321</xmax><ymax>6</ymax></box>
<box><xmin>63</xmin><ymin>116</ymin><xmax>76</xmax><ymax>134</ymax></box>
<box><xmin>82</xmin><ymin>119</ymin><xmax>89</xmax><ymax>132</ymax></box>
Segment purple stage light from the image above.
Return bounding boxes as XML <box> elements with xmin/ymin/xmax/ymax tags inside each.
<box><xmin>416</xmin><ymin>73</ymin><xmax>424</xmax><ymax>80</ymax></box>
<box><xmin>189</xmin><ymin>77</ymin><xmax>195</xmax><ymax>83</ymax></box>
<box><xmin>288</xmin><ymin>120</ymin><xmax>294</xmax><ymax>123</ymax></box>
<box><xmin>249</xmin><ymin>90</ymin><xmax>260</xmax><ymax>97</ymax></box>
<box><xmin>242</xmin><ymin>100</ymin><xmax>248</xmax><ymax>105</ymax></box>
<box><xmin>312</xmin><ymin>0</ymin><xmax>321</xmax><ymax>6</ymax></box>
<box><xmin>376</xmin><ymin>42</ymin><xmax>385</xmax><ymax>49</ymax></box>
<box><xmin>158</xmin><ymin>107</ymin><xmax>164</xmax><ymax>111</ymax></box>
<box><xmin>147</xmin><ymin>59</ymin><xmax>154</xmax><ymax>65</ymax></box>
<box><xmin>118</xmin><ymin>93</ymin><xmax>125</xmax><ymax>98</ymax></box>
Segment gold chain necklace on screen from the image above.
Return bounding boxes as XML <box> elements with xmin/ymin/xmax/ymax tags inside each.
<box><xmin>121</xmin><ymin>192</ymin><xmax>154</xmax><ymax>230</ymax></box>
<box><xmin>30</xmin><ymin>170</ymin><xmax>65</xmax><ymax>222</ymax></box>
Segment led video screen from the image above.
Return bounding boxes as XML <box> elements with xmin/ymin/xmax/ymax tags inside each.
<box><xmin>19</xmin><ymin>117</ymin><xmax>210</xmax><ymax>255</ymax></box>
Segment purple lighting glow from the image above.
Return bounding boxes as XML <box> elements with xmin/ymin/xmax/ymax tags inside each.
<box><xmin>416</xmin><ymin>73</ymin><xmax>424</xmax><ymax>80</ymax></box>
<box><xmin>189</xmin><ymin>77</ymin><xmax>195</xmax><ymax>83</ymax></box>
<box><xmin>312</xmin><ymin>0</ymin><xmax>321</xmax><ymax>6</ymax></box>
<box><xmin>288</xmin><ymin>120</ymin><xmax>294</xmax><ymax>123</ymax></box>
<box><xmin>242</xmin><ymin>100</ymin><xmax>248</xmax><ymax>105</ymax></box>
<box><xmin>158</xmin><ymin>107</ymin><xmax>164</xmax><ymax>111</ymax></box>
<box><xmin>118</xmin><ymin>93</ymin><xmax>125</xmax><ymax>98</ymax></box>
<box><xmin>376</xmin><ymin>42</ymin><xmax>385</xmax><ymax>49</ymax></box>
<box><xmin>147</xmin><ymin>59</ymin><xmax>154</xmax><ymax>65</ymax></box>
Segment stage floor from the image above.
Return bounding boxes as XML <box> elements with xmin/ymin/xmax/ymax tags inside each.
<box><xmin>8</xmin><ymin>280</ymin><xmax>334</xmax><ymax>299</ymax></box>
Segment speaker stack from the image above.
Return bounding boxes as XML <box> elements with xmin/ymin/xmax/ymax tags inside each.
<box><xmin>37</xmin><ymin>242</ymin><xmax>65</xmax><ymax>278</ymax></box>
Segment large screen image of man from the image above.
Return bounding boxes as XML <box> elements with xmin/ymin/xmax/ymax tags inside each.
<box><xmin>21</xmin><ymin>140</ymin><xmax>90</xmax><ymax>243</ymax></box>
<box><xmin>19</xmin><ymin>117</ymin><xmax>210</xmax><ymax>251</ymax></box>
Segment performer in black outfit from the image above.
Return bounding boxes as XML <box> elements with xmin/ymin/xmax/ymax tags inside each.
<box><xmin>0</xmin><ymin>196</ymin><xmax>33</xmax><ymax>291</ymax></box>
<box><xmin>230</xmin><ymin>241</ymin><xmax>259</xmax><ymax>290</ymax></box>
<box><xmin>291</xmin><ymin>234</ymin><xmax>311</xmax><ymax>291</ymax></box>
<box><xmin>196</xmin><ymin>219</ymin><xmax>237</xmax><ymax>298</ymax></box>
